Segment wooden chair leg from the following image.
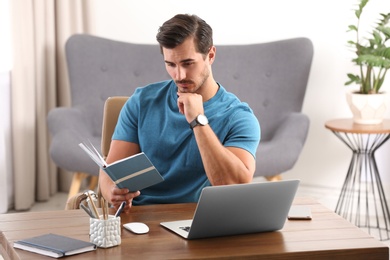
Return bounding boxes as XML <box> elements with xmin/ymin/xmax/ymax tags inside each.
<box><xmin>265</xmin><ymin>174</ymin><xmax>282</xmax><ymax>182</ymax></box>
<box><xmin>68</xmin><ymin>172</ymin><xmax>89</xmax><ymax>200</ymax></box>
<box><xmin>88</xmin><ymin>176</ymin><xmax>99</xmax><ymax>191</ymax></box>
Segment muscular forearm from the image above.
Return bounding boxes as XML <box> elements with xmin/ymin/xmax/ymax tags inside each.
<box><xmin>193</xmin><ymin>124</ymin><xmax>255</xmax><ymax>185</ymax></box>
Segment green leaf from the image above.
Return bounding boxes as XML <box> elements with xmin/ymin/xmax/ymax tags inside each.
<box><xmin>372</xmin><ymin>31</ymin><xmax>383</xmax><ymax>45</ymax></box>
<box><xmin>375</xmin><ymin>47</ymin><xmax>390</xmax><ymax>60</ymax></box>
<box><xmin>357</xmin><ymin>54</ymin><xmax>389</xmax><ymax>67</ymax></box>
<box><xmin>377</xmin><ymin>26</ymin><xmax>390</xmax><ymax>39</ymax></box>
<box><xmin>355</xmin><ymin>9</ymin><xmax>362</xmax><ymax>19</ymax></box>
<box><xmin>348</xmin><ymin>25</ymin><xmax>358</xmax><ymax>31</ymax></box>
<box><xmin>359</xmin><ymin>0</ymin><xmax>369</xmax><ymax>10</ymax></box>
<box><xmin>345</xmin><ymin>73</ymin><xmax>361</xmax><ymax>85</ymax></box>
<box><xmin>378</xmin><ymin>13</ymin><xmax>390</xmax><ymax>26</ymax></box>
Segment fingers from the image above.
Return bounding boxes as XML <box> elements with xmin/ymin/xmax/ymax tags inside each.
<box><xmin>177</xmin><ymin>99</ymin><xmax>184</xmax><ymax>114</ymax></box>
<box><xmin>122</xmin><ymin>201</ymin><xmax>133</xmax><ymax>214</ymax></box>
<box><xmin>109</xmin><ymin>186</ymin><xmax>140</xmax><ymax>212</ymax></box>
<box><xmin>177</xmin><ymin>92</ymin><xmax>204</xmax><ymax>121</ymax></box>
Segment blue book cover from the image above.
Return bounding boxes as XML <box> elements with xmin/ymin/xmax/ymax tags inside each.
<box><xmin>79</xmin><ymin>142</ymin><xmax>164</xmax><ymax>192</ymax></box>
<box><xmin>104</xmin><ymin>152</ymin><xmax>164</xmax><ymax>192</ymax></box>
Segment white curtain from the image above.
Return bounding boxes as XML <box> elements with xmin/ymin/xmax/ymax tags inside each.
<box><xmin>0</xmin><ymin>71</ymin><xmax>12</xmax><ymax>214</ymax></box>
<box><xmin>0</xmin><ymin>0</ymin><xmax>13</xmax><ymax>214</ymax></box>
<box><xmin>10</xmin><ymin>0</ymin><xmax>95</xmax><ymax>210</ymax></box>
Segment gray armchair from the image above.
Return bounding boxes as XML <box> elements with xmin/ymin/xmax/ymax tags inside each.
<box><xmin>47</xmin><ymin>34</ymin><xmax>313</xmax><ymax>198</ymax></box>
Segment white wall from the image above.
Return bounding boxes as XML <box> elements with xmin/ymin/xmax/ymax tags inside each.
<box><xmin>93</xmin><ymin>0</ymin><xmax>390</xmax><ymax>190</ymax></box>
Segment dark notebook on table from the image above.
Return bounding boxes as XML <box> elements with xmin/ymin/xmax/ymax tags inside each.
<box><xmin>13</xmin><ymin>233</ymin><xmax>96</xmax><ymax>258</ymax></box>
<box><xmin>161</xmin><ymin>180</ymin><xmax>299</xmax><ymax>240</ymax></box>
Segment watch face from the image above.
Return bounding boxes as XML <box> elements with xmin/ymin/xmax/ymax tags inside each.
<box><xmin>197</xmin><ymin>114</ymin><xmax>208</xmax><ymax>125</ymax></box>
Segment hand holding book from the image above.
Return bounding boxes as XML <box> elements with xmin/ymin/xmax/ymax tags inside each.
<box><xmin>79</xmin><ymin>141</ymin><xmax>164</xmax><ymax>192</ymax></box>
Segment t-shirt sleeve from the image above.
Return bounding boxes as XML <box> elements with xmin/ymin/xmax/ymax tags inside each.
<box><xmin>223</xmin><ymin>109</ymin><xmax>261</xmax><ymax>158</ymax></box>
<box><xmin>112</xmin><ymin>90</ymin><xmax>140</xmax><ymax>144</ymax></box>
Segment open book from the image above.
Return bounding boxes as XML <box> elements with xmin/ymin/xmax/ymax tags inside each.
<box><xmin>79</xmin><ymin>141</ymin><xmax>164</xmax><ymax>192</ymax></box>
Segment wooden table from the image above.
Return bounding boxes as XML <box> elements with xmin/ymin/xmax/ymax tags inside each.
<box><xmin>325</xmin><ymin>118</ymin><xmax>390</xmax><ymax>240</ymax></box>
<box><xmin>0</xmin><ymin>197</ymin><xmax>388</xmax><ymax>259</ymax></box>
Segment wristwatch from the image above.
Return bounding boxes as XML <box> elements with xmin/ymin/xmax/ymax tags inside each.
<box><xmin>189</xmin><ymin>114</ymin><xmax>209</xmax><ymax>129</ymax></box>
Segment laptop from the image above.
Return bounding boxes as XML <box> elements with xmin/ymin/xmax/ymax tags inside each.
<box><xmin>160</xmin><ymin>179</ymin><xmax>300</xmax><ymax>239</ymax></box>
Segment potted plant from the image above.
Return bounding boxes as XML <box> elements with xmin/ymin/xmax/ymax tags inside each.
<box><xmin>345</xmin><ymin>0</ymin><xmax>390</xmax><ymax>124</ymax></box>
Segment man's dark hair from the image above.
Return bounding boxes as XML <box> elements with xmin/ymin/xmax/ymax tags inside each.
<box><xmin>156</xmin><ymin>14</ymin><xmax>213</xmax><ymax>56</ymax></box>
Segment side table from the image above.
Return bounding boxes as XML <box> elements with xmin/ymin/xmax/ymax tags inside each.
<box><xmin>325</xmin><ymin>118</ymin><xmax>390</xmax><ymax>240</ymax></box>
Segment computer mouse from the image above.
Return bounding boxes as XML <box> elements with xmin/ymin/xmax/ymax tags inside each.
<box><xmin>123</xmin><ymin>222</ymin><xmax>149</xmax><ymax>234</ymax></box>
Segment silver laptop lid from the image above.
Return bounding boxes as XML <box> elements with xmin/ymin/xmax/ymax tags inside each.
<box><xmin>187</xmin><ymin>180</ymin><xmax>300</xmax><ymax>239</ymax></box>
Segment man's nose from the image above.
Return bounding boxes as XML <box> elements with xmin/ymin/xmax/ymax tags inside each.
<box><xmin>175</xmin><ymin>67</ymin><xmax>186</xmax><ymax>81</ymax></box>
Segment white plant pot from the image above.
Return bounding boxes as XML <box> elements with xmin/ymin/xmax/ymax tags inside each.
<box><xmin>346</xmin><ymin>91</ymin><xmax>388</xmax><ymax>125</ymax></box>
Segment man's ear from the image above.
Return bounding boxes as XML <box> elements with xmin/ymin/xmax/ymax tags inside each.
<box><xmin>208</xmin><ymin>46</ymin><xmax>216</xmax><ymax>64</ymax></box>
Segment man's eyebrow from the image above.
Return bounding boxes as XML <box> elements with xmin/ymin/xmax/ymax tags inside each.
<box><xmin>164</xmin><ymin>58</ymin><xmax>195</xmax><ymax>64</ymax></box>
<box><xmin>180</xmin><ymin>58</ymin><xmax>195</xmax><ymax>63</ymax></box>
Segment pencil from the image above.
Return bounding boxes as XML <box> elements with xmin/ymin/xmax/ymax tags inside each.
<box><xmin>101</xmin><ymin>197</ymin><xmax>108</xmax><ymax>220</ymax></box>
<box><xmin>87</xmin><ymin>192</ymin><xmax>100</xmax><ymax>219</ymax></box>
<box><xmin>105</xmin><ymin>199</ymin><xmax>109</xmax><ymax>220</ymax></box>
<box><xmin>101</xmin><ymin>197</ymin><xmax>105</xmax><ymax>220</ymax></box>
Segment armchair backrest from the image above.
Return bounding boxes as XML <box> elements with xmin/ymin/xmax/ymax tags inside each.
<box><xmin>212</xmin><ymin>38</ymin><xmax>313</xmax><ymax>141</ymax></box>
<box><xmin>65</xmin><ymin>34</ymin><xmax>169</xmax><ymax>138</ymax></box>
<box><xmin>66</xmin><ymin>34</ymin><xmax>313</xmax><ymax>142</ymax></box>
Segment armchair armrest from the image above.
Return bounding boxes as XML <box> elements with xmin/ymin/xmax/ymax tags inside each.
<box><xmin>255</xmin><ymin>113</ymin><xmax>309</xmax><ymax>177</ymax></box>
<box><xmin>273</xmin><ymin>112</ymin><xmax>310</xmax><ymax>142</ymax></box>
<box><xmin>47</xmin><ymin>107</ymin><xmax>100</xmax><ymax>175</ymax></box>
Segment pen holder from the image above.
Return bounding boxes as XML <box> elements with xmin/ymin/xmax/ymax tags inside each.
<box><xmin>89</xmin><ymin>215</ymin><xmax>121</xmax><ymax>248</ymax></box>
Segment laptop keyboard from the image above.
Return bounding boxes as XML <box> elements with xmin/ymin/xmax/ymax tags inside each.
<box><xmin>179</xmin><ymin>226</ymin><xmax>191</xmax><ymax>232</ymax></box>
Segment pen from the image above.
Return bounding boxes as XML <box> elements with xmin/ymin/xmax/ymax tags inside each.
<box><xmin>115</xmin><ymin>201</ymin><xmax>126</xmax><ymax>217</ymax></box>
<box><xmin>80</xmin><ymin>204</ymin><xmax>95</xmax><ymax>218</ymax></box>
<box><xmin>86</xmin><ymin>199</ymin><xmax>97</xmax><ymax>218</ymax></box>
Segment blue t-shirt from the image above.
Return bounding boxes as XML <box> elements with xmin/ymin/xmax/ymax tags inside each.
<box><xmin>113</xmin><ymin>80</ymin><xmax>261</xmax><ymax>205</ymax></box>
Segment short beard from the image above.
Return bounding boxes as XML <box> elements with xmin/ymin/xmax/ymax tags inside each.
<box><xmin>176</xmin><ymin>65</ymin><xmax>210</xmax><ymax>94</ymax></box>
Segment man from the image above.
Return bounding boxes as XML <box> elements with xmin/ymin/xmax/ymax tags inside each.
<box><xmin>100</xmin><ymin>14</ymin><xmax>260</xmax><ymax>212</ymax></box>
